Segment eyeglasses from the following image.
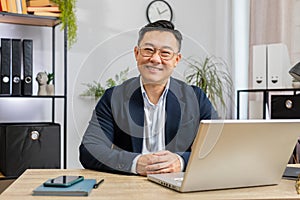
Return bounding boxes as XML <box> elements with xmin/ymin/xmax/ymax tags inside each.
<box><xmin>138</xmin><ymin>46</ymin><xmax>178</xmax><ymax>61</ymax></box>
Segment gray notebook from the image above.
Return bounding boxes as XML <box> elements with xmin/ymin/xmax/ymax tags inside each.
<box><xmin>283</xmin><ymin>166</ymin><xmax>300</xmax><ymax>180</ymax></box>
<box><xmin>32</xmin><ymin>179</ymin><xmax>96</xmax><ymax>196</ymax></box>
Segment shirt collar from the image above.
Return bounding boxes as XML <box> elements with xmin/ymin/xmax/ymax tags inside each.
<box><xmin>140</xmin><ymin>76</ymin><xmax>170</xmax><ymax>105</ymax></box>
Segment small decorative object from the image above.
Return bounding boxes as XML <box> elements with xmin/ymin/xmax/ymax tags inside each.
<box><xmin>289</xmin><ymin>62</ymin><xmax>300</xmax><ymax>82</ymax></box>
<box><xmin>289</xmin><ymin>62</ymin><xmax>300</xmax><ymax>88</ymax></box>
<box><xmin>36</xmin><ymin>71</ymin><xmax>55</xmax><ymax>96</ymax></box>
<box><xmin>292</xmin><ymin>79</ymin><xmax>300</xmax><ymax>88</ymax></box>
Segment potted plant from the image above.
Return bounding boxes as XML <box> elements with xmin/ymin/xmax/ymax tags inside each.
<box><xmin>46</xmin><ymin>71</ymin><xmax>54</xmax><ymax>84</ymax></box>
<box><xmin>80</xmin><ymin>68</ymin><xmax>129</xmax><ymax>100</ymax></box>
<box><xmin>51</xmin><ymin>0</ymin><xmax>77</xmax><ymax>48</ymax></box>
<box><xmin>80</xmin><ymin>81</ymin><xmax>105</xmax><ymax>100</ymax></box>
<box><xmin>184</xmin><ymin>56</ymin><xmax>233</xmax><ymax>117</ymax></box>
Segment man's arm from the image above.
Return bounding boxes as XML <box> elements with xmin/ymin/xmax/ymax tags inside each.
<box><xmin>79</xmin><ymin>88</ymin><xmax>139</xmax><ymax>174</ymax></box>
<box><xmin>192</xmin><ymin>86</ymin><xmax>218</xmax><ymax>119</ymax></box>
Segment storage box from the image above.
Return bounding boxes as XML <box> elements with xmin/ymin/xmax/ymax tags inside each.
<box><xmin>0</xmin><ymin>123</ymin><xmax>60</xmax><ymax>176</ymax></box>
<box><xmin>271</xmin><ymin>95</ymin><xmax>300</xmax><ymax>119</ymax></box>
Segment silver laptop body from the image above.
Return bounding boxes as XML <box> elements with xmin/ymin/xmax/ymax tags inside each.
<box><xmin>147</xmin><ymin>119</ymin><xmax>300</xmax><ymax>192</ymax></box>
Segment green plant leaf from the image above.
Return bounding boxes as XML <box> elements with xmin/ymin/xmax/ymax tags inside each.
<box><xmin>51</xmin><ymin>0</ymin><xmax>77</xmax><ymax>48</ymax></box>
<box><xmin>184</xmin><ymin>56</ymin><xmax>233</xmax><ymax>116</ymax></box>
<box><xmin>44</xmin><ymin>71</ymin><xmax>54</xmax><ymax>84</ymax></box>
<box><xmin>80</xmin><ymin>67</ymin><xmax>129</xmax><ymax>100</ymax></box>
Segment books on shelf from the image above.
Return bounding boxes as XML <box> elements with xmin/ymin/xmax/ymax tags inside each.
<box><xmin>27</xmin><ymin>0</ymin><xmax>56</xmax><ymax>7</ymax></box>
<box><xmin>6</xmin><ymin>0</ymin><xmax>17</xmax><ymax>13</ymax></box>
<box><xmin>27</xmin><ymin>5</ymin><xmax>61</xmax><ymax>17</ymax></box>
<box><xmin>0</xmin><ymin>0</ymin><xmax>8</xmax><ymax>12</ymax></box>
<box><xmin>0</xmin><ymin>0</ymin><xmax>27</xmax><ymax>14</ymax></box>
<box><xmin>20</xmin><ymin>0</ymin><xmax>27</xmax><ymax>14</ymax></box>
<box><xmin>27</xmin><ymin>6</ymin><xmax>59</xmax><ymax>12</ymax></box>
<box><xmin>31</xmin><ymin>11</ymin><xmax>60</xmax><ymax>17</ymax></box>
<box><xmin>0</xmin><ymin>0</ymin><xmax>60</xmax><ymax>17</ymax></box>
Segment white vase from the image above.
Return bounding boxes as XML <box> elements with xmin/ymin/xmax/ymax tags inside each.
<box><xmin>46</xmin><ymin>84</ymin><xmax>55</xmax><ymax>95</ymax></box>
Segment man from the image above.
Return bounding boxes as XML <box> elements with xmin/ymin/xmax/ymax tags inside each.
<box><xmin>79</xmin><ymin>20</ymin><xmax>217</xmax><ymax>176</ymax></box>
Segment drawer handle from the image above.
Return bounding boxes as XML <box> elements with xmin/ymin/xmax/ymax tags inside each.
<box><xmin>285</xmin><ymin>99</ymin><xmax>293</xmax><ymax>109</ymax></box>
<box><xmin>30</xmin><ymin>131</ymin><xmax>40</xmax><ymax>140</ymax></box>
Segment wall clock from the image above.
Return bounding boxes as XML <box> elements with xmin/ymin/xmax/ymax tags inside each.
<box><xmin>146</xmin><ymin>0</ymin><xmax>173</xmax><ymax>23</ymax></box>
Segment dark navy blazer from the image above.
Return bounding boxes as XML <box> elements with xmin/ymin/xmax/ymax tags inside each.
<box><xmin>79</xmin><ymin>77</ymin><xmax>217</xmax><ymax>174</ymax></box>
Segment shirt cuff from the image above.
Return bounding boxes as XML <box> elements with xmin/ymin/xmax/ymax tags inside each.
<box><xmin>175</xmin><ymin>154</ymin><xmax>185</xmax><ymax>171</ymax></box>
<box><xmin>131</xmin><ymin>154</ymin><xmax>141</xmax><ymax>174</ymax></box>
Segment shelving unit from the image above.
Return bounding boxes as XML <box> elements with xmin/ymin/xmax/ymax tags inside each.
<box><xmin>0</xmin><ymin>12</ymin><xmax>61</xmax><ymax>26</ymax></box>
<box><xmin>236</xmin><ymin>88</ymin><xmax>300</xmax><ymax>119</ymax></box>
<box><xmin>0</xmin><ymin>12</ymin><xmax>67</xmax><ymax>174</ymax></box>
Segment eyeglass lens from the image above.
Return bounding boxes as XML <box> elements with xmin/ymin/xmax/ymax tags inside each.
<box><xmin>139</xmin><ymin>46</ymin><xmax>176</xmax><ymax>60</ymax></box>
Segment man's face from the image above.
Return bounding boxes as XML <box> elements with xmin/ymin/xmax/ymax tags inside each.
<box><xmin>134</xmin><ymin>31</ymin><xmax>181</xmax><ymax>86</ymax></box>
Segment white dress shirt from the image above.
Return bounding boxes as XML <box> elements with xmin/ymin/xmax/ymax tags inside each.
<box><xmin>131</xmin><ymin>77</ymin><xmax>184</xmax><ymax>173</ymax></box>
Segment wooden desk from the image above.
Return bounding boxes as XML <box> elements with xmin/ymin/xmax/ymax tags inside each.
<box><xmin>0</xmin><ymin>168</ymin><xmax>300</xmax><ymax>200</ymax></box>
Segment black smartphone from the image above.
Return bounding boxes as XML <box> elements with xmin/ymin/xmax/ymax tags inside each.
<box><xmin>43</xmin><ymin>175</ymin><xmax>84</xmax><ymax>187</ymax></box>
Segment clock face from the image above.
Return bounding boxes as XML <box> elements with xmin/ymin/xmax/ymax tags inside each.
<box><xmin>146</xmin><ymin>0</ymin><xmax>173</xmax><ymax>23</ymax></box>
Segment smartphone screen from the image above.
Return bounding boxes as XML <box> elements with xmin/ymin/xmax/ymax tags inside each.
<box><xmin>43</xmin><ymin>176</ymin><xmax>84</xmax><ymax>187</ymax></box>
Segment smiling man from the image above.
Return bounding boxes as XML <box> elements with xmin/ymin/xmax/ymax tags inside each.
<box><xmin>79</xmin><ymin>20</ymin><xmax>217</xmax><ymax>176</ymax></box>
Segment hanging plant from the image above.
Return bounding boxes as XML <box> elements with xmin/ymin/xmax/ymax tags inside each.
<box><xmin>51</xmin><ymin>0</ymin><xmax>77</xmax><ymax>48</ymax></box>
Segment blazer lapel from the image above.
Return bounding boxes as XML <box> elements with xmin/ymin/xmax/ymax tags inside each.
<box><xmin>165</xmin><ymin>78</ymin><xmax>182</xmax><ymax>145</ymax></box>
<box><xmin>128</xmin><ymin>84</ymin><xmax>144</xmax><ymax>153</ymax></box>
<box><xmin>165</xmin><ymin>90</ymin><xmax>181</xmax><ymax>145</ymax></box>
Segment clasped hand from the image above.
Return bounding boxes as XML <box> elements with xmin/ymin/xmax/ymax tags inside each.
<box><xmin>136</xmin><ymin>150</ymin><xmax>181</xmax><ymax>176</ymax></box>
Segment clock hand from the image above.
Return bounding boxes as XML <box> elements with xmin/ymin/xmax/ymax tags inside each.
<box><xmin>159</xmin><ymin>9</ymin><xmax>168</xmax><ymax>14</ymax></box>
<box><xmin>156</xmin><ymin>7</ymin><xmax>161</xmax><ymax>14</ymax></box>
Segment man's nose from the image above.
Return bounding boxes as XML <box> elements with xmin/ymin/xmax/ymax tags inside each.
<box><xmin>150</xmin><ymin>51</ymin><xmax>162</xmax><ymax>62</ymax></box>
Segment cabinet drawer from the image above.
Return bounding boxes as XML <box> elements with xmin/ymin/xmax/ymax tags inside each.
<box><xmin>271</xmin><ymin>95</ymin><xmax>300</xmax><ymax>119</ymax></box>
<box><xmin>0</xmin><ymin>123</ymin><xmax>60</xmax><ymax>176</ymax></box>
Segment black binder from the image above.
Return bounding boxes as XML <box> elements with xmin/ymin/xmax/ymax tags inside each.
<box><xmin>0</xmin><ymin>38</ymin><xmax>11</xmax><ymax>95</ymax></box>
<box><xmin>22</xmin><ymin>39</ymin><xmax>33</xmax><ymax>96</ymax></box>
<box><xmin>12</xmin><ymin>39</ymin><xmax>22</xmax><ymax>96</ymax></box>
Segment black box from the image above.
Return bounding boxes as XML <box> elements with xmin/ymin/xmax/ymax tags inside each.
<box><xmin>271</xmin><ymin>95</ymin><xmax>300</xmax><ymax>119</ymax></box>
<box><xmin>0</xmin><ymin>123</ymin><xmax>61</xmax><ymax>176</ymax></box>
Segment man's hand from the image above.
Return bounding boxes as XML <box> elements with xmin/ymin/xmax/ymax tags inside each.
<box><xmin>136</xmin><ymin>150</ymin><xmax>181</xmax><ymax>176</ymax></box>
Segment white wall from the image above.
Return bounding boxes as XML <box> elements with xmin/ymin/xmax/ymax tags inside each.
<box><xmin>68</xmin><ymin>0</ymin><xmax>233</xmax><ymax>168</ymax></box>
<box><xmin>0</xmin><ymin>0</ymin><xmax>234</xmax><ymax>169</ymax></box>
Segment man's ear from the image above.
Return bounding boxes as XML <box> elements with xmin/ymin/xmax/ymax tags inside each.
<box><xmin>134</xmin><ymin>46</ymin><xmax>139</xmax><ymax>61</ymax></box>
<box><xmin>174</xmin><ymin>53</ymin><xmax>182</xmax><ymax>66</ymax></box>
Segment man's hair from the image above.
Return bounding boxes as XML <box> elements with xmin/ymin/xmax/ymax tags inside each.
<box><xmin>137</xmin><ymin>20</ymin><xmax>183</xmax><ymax>52</ymax></box>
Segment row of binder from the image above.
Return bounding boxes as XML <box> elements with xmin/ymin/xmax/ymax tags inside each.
<box><xmin>0</xmin><ymin>38</ymin><xmax>33</xmax><ymax>96</ymax></box>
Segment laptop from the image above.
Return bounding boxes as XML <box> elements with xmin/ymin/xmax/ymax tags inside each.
<box><xmin>147</xmin><ymin>119</ymin><xmax>300</xmax><ymax>192</ymax></box>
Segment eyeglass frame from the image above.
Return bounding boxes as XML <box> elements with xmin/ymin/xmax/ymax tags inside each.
<box><xmin>137</xmin><ymin>45</ymin><xmax>179</xmax><ymax>61</ymax></box>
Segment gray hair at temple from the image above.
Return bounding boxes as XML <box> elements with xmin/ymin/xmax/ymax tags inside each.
<box><xmin>137</xmin><ymin>20</ymin><xmax>183</xmax><ymax>52</ymax></box>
